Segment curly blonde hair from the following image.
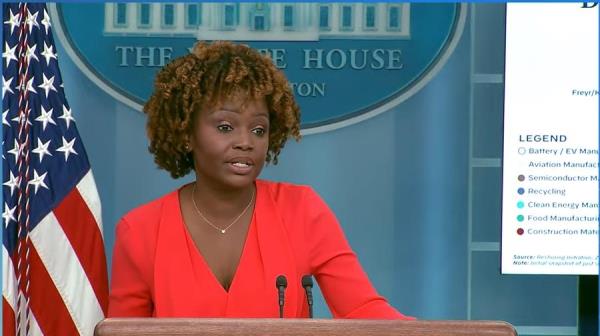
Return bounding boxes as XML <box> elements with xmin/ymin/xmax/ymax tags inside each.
<box><xmin>144</xmin><ymin>41</ymin><xmax>301</xmax><ymax>178</ymax></box>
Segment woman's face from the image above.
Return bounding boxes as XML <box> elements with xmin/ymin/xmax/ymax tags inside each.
<box><xmin>190</xmin><ymin>94</ymin><xmax>270</xmax><ymax>190</ymax></box>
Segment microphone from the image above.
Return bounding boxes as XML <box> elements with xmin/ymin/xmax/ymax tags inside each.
<box><xmin>301</xmin><ymin>275</ymin><xmax>314</xmax><ymax>318</ymax></box>
<box><xmin>276</xmin><ymin>275</ymin><xmax>287</xmax><ymax>318</ymax></box>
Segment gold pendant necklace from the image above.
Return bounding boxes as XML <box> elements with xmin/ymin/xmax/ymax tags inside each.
<box><xmin>191</xmin><ymin>184</ymin><xmax>254</xmax><ymax>234</ymax></box>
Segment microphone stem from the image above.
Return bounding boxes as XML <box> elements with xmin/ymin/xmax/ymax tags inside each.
<box><xmin>278</xmin><ymin>285</ymin><xmax>285</xmax><ymax>318</ymax></box>
<box><xmin>275</xmin><ymin>276</ymin><xmax>287</xmax><ymax>319</ymax></box>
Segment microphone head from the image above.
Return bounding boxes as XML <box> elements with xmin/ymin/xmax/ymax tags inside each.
<box><xmin>301</xmin><ymin>275</ymin><xmax>313</xmax><ymax>288</ymax></box>
<box><xmin>276</xmin><ymin>275</ymin><xmax>287</xmax><ymax>288</ymax></box>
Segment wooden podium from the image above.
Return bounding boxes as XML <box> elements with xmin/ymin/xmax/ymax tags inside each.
<box><xmin>95</xmin><ymin>318</ymin><xmax>517</xmax><ymax>336</ymax></box>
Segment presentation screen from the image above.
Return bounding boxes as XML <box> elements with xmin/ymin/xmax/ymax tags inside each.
<box><xmin>501</xmin><ymin>3</ymin><xmax>598</xmax><ymax>275</ymax></box>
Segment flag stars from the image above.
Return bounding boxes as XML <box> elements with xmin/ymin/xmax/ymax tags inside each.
<box><xmin>56</xmin><ymin>136</ymin><xmax>78</xmax><ymax>161</ymax></box>
<box><xmin>32</xmin><ymin>138</ymin><xmax>53</xmax><ymax>163</ymax></box>
<box><xmin>38</xmin><ymin>74</ymin><xmax>57</xmax><ymax>98</ymax></box>
<box><xmin>41</xmin><ymin>42</ymin><xmax>57</xmax><ymax>65</ymax></box>
<box><xmin>2</xmin><ymin>76</ymin><xmax>14</xmax><ymax>99</ymax></box>
<box><xmin>28</xmin><ymin>170</ymin><xmax>49</xmax><ymax>194</ymax></box>
<box><xmin>16</xmin><ymin>76</ymin><xmax>37</xmax><ymax>95</ymax></box>
<box><xmin>41</xmin><ymin>9</ymin><xmax>52</xmax><ymax>35</ymax></box>
<box><xmin>3</xmin><ymin>9</ymin><xmax>21</xmax><ymax>35</ymax></box>
<box><xmin>60</xmin><ymin>105</ymin><xmax>75</xmax><ymax>129</ymax></box>
<box><xmin>2</xmin><ymin>42</ymin><xmax>17</xmax><ymax>68</ymax></box>
<box><xmin>7</xmin><ymin>140</ymin><xmax>21</xmax><ymax>161</ymax></box>
<box><xmin>24</xmin><ymin>76</ymin><xmax>37</xmax><ymax>95</ymax></box>
<box><xmin>3</xmin><ymin>203</ymin><xmax>17</xmax><ymax>228</ymax></box>
<box><xmin>25</xmin><ymin>43</ymin><xmax>39</xmax><ymax>64</ymax></box>
<box><xmin>25</xmin><ymin>9</ymin><xmax>40</xmax><ymax>33</ymax></box>
<box><xmin>3</xmin><ymin>171</ymin><xmax>20</xmax><ymax>197</ymax></box>
<box><xmin>11</xmin><ymin>110</ymin><xmax>32</xmax><ymax>126</ymax></box>
<box><xmin>3</xmin><ymin>109</ymin><xmax>10</xmax><ymax>126</ymax></box>
<box><xmin>35</xmin><ymin>106</ymin><xmax>56</xmax><ymax>130</ymax></box>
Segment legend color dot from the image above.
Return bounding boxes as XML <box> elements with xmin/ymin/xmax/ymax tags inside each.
<box><xmin>517</xmin><ymin>201</ymin><xmax>524</xmax><ymax>208</ymax></box>
<box><xmin>517</xmin><ymin>215</ymin><xmax>524</xmax><ymax>222</ymax></box>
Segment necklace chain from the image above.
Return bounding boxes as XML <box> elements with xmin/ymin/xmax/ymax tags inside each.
<box><xmin>191</xmin><ymin>184</ymin><xmax>255</xmax><ymax>234</ymax></box>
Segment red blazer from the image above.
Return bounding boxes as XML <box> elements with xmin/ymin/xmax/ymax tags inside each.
<box><xmin>108</xmin><ymin>180</ymin><xmax>413</xmax><ymax>319</ymax></box>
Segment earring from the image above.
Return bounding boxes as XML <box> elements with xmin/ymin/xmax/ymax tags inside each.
<box><xmin>185</xmin><ymin>143</ymin><xmax>192</xmax><ymax>152</ymax></box>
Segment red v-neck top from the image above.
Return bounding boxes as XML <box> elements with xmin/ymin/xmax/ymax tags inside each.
<box><xmin>108</xmin><ymin>180</ymin><xmax>413</xmax><ymax>319</ymax></box>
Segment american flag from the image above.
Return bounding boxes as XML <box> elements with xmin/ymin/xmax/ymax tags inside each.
<box><xmin>3</xmin><ymin>3</ymin><xmax>108</xmax><ymax>335</ymax></box>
